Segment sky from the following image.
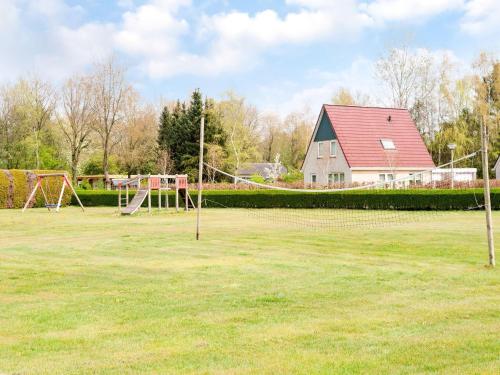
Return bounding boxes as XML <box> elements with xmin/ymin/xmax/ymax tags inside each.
<box><xmin>0</xmin><ymin>0</ymin><xmax>499</xmax><ymax>116</ymax></box>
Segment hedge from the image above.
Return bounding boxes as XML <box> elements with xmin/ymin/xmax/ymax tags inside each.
<box><xmin>72</xmin><ymin>188</ymin><xmax>500</xmax><ymax>210</ymax></box>
<box><xmin>0</xmin><ymin>170</ymin><xmax>71</xmax><ymax>209</ymax></box>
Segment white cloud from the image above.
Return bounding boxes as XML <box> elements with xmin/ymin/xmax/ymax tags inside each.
<box><xmin>461</xmin><ymin>0</ymin><xmax>500</xmax><ymax>34</ymax></box>
<box><xmin>172</xmin><ymin>0</ymin><xmax>372</xmax><ymax>77</ymax></box>
<box><xmin>0</xmin><ymin>0</ymin><xmax>113</xmax><ymax>82</ymax></box>
<box><xmin>361</xmin><ymin>0</ymin><xmax>464</xmax><ymax>23</ymax></box>
<box><xmin>258</xmin><ymin>58</ymin><xmax>382</xmax><ymax>117</ymax></box>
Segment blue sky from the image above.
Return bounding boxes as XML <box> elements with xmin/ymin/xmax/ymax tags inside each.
<box><xmin>1</xmin><ymin>0</ymin><xmax>499</xmax><ymax>116</ymax></box>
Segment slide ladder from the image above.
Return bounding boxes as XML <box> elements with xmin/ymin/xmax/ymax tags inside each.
<box><xmin>121</xmin><ymin>189</ymin><xmax>148</xmax><ymax>215</ymax></box>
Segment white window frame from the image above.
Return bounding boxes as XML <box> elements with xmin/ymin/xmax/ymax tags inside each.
<box><xmin>328</xmin><ymin>172</ymin><xmax>345</xmax><ymax>185</ymax></box>
<box><xmin>380</xmin><ymin>139</ymin><xmax>396</xmax><ymax>150</ymax></box>
<box><xmin>311</xmin><ymin>173</ymin><xmax>317</xmax><ymax>183</ymax></box>
<box><xmin>330</xmin><ymin>140</ymin><xmax>337</xmax><ymax>157</ymax></box>
<box><xmin>317</xmin><ymin>142</ymin><xmax>323</xmax><ymax>158</ymax></box>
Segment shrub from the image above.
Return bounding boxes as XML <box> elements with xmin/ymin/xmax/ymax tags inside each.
<box><xmin>71</xmin><ymin>188</ymin><xmax>500</xmax><ymax>210</ymax></box>
<box><xmin>250</xmin><ymin>174</ymin><xmax>265</xmax><ymax>183</ymax></box>
<box><xmin>281</xmin><ymin>170</ymin><xmax>304</xmax><ymax>183</ymax></box>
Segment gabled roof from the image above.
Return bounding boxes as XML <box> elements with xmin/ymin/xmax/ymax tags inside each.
<box><xmin>317</xmin><ymin>104</ymin><xmax>435</xmax><ymax>168</ymax></box>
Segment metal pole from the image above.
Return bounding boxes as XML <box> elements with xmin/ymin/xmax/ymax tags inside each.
<box><xmin>196</xmin><ymin>115</ymin><xmax>205</xmax><ymax>240</ymax></box>
<box><xmin>481</xmin><ymin>118</ymin><xmax>495</xmax><ymax>267</ymax></box>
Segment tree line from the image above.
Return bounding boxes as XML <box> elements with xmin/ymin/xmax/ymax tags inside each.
<box><xmin>1</xmin><ymin>49</ymin><xmax>499</xmax><ymax>185</ymax></box>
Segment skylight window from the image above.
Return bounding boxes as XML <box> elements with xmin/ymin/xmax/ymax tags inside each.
<box><xmin>381</xmin><ymin>139</ymin><xmax>396</xmax><ymax>150</ymax></box>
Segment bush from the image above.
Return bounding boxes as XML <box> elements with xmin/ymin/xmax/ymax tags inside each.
<box><xmin>250</xmin><ymin>174</ymin><xmax>265</xmax><ymax>183</ymax></box>
<box><xmin>281</xmin><ymin>170</ymin><xmax>304</xmax><ymax>183</ymax></box>
<box><xmin>71</xmin><ymin>188</ymin><xmax>500</xmax><ymax>210</ymax></box>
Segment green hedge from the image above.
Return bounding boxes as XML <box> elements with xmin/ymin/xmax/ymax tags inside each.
<box><xmin>0</xmin><ymin>170</ymin><xmax>72</xmax><ymax>209</ymax></box>
<box><xmin>72</xmin><ymin>188</ymin><xmax>500</xmax><ymax>210</ymax></box>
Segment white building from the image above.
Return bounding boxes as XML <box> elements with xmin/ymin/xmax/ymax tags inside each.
<box><xmin>494</xmin><ymin>156</ymin><xmax>500</xmax><ymax>179</ymax></box>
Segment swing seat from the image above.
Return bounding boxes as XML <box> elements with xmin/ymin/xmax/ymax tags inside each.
<box><xmin>45</xmin><ymin>203</ymin><xmax>59</xmax><ymax>208</ymax></box>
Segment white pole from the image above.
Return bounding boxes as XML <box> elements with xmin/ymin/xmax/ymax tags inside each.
<box><xmin>481</xmin><ymin>119</ymin><xmax>495</xmax><ymax>267</ymax></box>
<box><xmin>56</xmin><ymin>177</ymin><xmax>66</xmax><ymax>212</ymax></box>
<box><xmin>196</xmin><ymin>115</ymin><xmax>205</xmax><ymax>240</ymax></box>
<box><xmin>451</xmin><ymin>148</ymin><xmax>454</xmax><ymax>189</ymax></box>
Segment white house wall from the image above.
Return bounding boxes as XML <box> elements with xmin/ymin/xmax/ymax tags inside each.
<box><xmin>302</xmin><ymin>140</ymin><xmax>352</xmax><ymax>184</ymax></box>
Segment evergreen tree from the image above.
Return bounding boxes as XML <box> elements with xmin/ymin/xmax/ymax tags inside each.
<box><xmin>157</xmin><ymin>90</ymin><xmax>227</xmax><ymax>180</ymax></box>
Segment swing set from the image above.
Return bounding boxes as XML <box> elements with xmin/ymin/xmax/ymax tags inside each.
<box><xmin>22</xmin><ymin>173</ymin><xmax>84</xmax><ymax>212</ymax></box>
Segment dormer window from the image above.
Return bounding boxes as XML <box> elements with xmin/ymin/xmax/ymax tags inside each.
<box><xmin>381</xmin><ymin>139</ymin><xmax>396</xmax><ymax>150</ymax></box>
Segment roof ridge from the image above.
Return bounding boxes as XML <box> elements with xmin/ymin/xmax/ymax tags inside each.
<box><xmin>324</xmin><ymin>104</ymin><xmax>408</xmax><ymax>111</ymax></box>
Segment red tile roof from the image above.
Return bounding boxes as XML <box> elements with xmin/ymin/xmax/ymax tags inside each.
<box><xmin>324</xmin><ymin>104</ymin><xmax>435</xmax><ymax>168</ymax></box>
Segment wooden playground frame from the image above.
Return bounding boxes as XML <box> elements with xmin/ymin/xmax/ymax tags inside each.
<box><xmin>118</xmin><ymin>174</ymin><xmax>194</xmax><ymax>215</ymax></box>
<box><xmin>22</xmin><ymin>173</ymin><xmax>85</xmax><ymax>212</ymax></box>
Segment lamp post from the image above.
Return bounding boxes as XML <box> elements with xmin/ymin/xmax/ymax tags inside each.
<box><xmin>448</xmin><ymin>143</ymin><xmax>456</xmax><ymax>189</ymax></box>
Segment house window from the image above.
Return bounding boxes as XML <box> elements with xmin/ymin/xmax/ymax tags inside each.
<box><xmin>409</xmin><ymin>173</ymin><xmax>423</xmax><ymax>186</ymax></box>
<box><xmin>380</xmin><ymin>139</ymin><xmax>396</xmax><ymax>150</ymax></box>
<box><xmin>328</xmin><ymin>172</ymin><xmax>345</xmax><ymax>185</ymax></box>
<box><xmin>379</xmin><ymin>173</ymin><xmax>394</xmax><ymax>182</ymax></box>
<box><xmin>317</xmin><ymin>142</ymin><xmax>323</xmax><ymax>158</ymax></box>
<box><xmin>311</xmin><ymin>174</ymin><xmax>317</xmax><ymax>183</ymax></box>
<box><xmin>330</xmin><ymin>140</ymin><xmax>337</xmax><ymax>157</ymax></box>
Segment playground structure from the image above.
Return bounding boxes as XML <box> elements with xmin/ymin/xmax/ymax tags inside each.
<box><xmin>118</xmin><ymin>174</ymin><xmax>195</xmax><ymax>215</ymax></box>
<box><xmin>22</xmin><ymin>173</ymin><xmax>85</xmax><ymax>212</ymax></box>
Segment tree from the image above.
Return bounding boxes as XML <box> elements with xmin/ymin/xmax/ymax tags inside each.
<box><xmin>117</xmin><ymin>101</ymin><xmax>158</xmax><ymax>177</ymax></box>
<box><xmin>217</xmin><ymin>91</ymin><xmax>260</xmax><ymax>172</ymax></box>
<box><xmin>259</xmin><ymin>113</ymin><xmax>283</xmax><ymax>162</ymax></box>
<box><xmin>157</xmin><ymin>90</ymin><xmax>226</xmax><ymax>180</ymax></box>
<box><xmin>331</xmin><ymin>87</ymin><xmax>371</xmax><ymax>106</ymax></box>
<box><xmin>24</xmin><ymin>78</ymin><xmax>56</xmax><ymax>169</ymax></box>
<box><xmin>92</xmin><ymin>58</ymin><xmax>132</xmax><ymax>188</ymax></box>
<box><xmin>375</xmin><ymin>45</ymin><xmax>438</xmax><ymax>138</ymax></box>
<box><xmin>0</xmin><ymin>83</ymin><xmax>30</xmax><ymax>168</ymax></box>
<box><xmin>284</xmin><ymin>111</ymin><xmax>314</xmax><ymax>169</ymax></box>
<box><xmin>60</xmin><ymin>75</ymin><xmax>95</xmax><ymax>182</ymax></box>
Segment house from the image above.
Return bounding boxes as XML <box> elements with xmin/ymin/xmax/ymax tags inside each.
<box><xmin>494</xmin><ymin>156</ymin><xmax>500</xmax><ymax>179</ymax></box>
<box><xmin>235</xmin><ymin>163</ymin><xmax>287</xmax><ymax>181</ymax></box>
<box><xmin>301</xmin><ymin>105</ymin><xmax>436</xmax><ymax>186</ymax></box>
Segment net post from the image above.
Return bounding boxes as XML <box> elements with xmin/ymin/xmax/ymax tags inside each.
<box><xmin>196</xmin><ymin>115</ymin><xmax>205</xmax><ymax>240</ymax></box>
<box><xmin>480</xmin><ymin>119</ymin><xmax>495</xmax><ymax>267</ymax></box>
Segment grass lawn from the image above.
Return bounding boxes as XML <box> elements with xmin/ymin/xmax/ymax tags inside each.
<box><xmin>0</xmin><ymin>207</ymin><xmax>499</xmax><ymax>374</ymax></box>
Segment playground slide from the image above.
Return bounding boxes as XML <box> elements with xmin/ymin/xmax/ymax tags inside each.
<box><xmin>121</xmin><ymin>189</ymin><xmax>148</xmax><ymax>215</ymax></box>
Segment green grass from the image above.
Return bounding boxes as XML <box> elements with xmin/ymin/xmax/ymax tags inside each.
<box><xmin>0</xmin><ymin>207</ymin><xmax>499</xmax><ymax>374</ymax></box>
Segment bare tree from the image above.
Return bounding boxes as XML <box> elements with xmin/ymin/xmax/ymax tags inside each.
<box><xmin>375</xmin><ymin>45</ymin><xmax>438</xmax><ymax>137</ymax></box>
<box><xmin>60</xmin><ymin>75</ymin><xmax>95</xmax><ymax>183</ymax></box>
<box><xmin>117</xmin><ymin>99</ymin><xmax>157</xmax><ymax>177</ymax></box>
<box><xmin>92</xmin><ymin>58</ymin><xmax>132</xmax><ymax>189</ymax></box>
<box><xmin>24</xmin><ymin>78</ymin><xmax>56</xmax><ymax>169</ymax></box>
